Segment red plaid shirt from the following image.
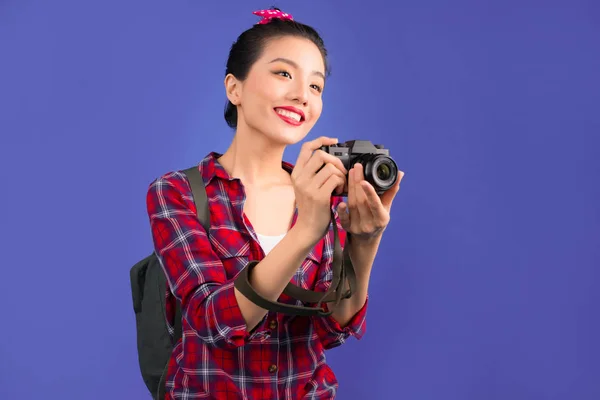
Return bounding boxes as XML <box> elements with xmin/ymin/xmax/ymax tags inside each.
<box><xmin>146</xmin><ymin>152</ymin><xmax>368</xmax><ymax>400</ymax></box>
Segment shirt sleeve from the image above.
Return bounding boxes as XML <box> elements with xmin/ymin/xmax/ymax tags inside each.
<box><xmin>146</xmin><ymin>172</ymin><xmax>269</xmax><ymax>350</ymax></box>
<box><xmin>310</xmin><ymin>200</ymin><xmax>368</xmax><ymax>350</ymax></box>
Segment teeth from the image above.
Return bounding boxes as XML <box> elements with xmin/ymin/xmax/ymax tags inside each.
<box><xmin>275</xmin><ymin>108</ymin><xmax>301</xmax><ymax>122</ymax></box>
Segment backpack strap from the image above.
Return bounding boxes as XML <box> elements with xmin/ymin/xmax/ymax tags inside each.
<box><xmin>162</xmin><ymin>165</ymin><xmax>210</xmax><ymax>345</ymax></box>
<box><xmin>173</xmin><ymin>165</ymin><xmax>210</xmax><ymax>341</ymax></box>
<box><xmin>183</xmin><ymin>166</ymin><xmax>210</xmax><ymax>233</ymax></box>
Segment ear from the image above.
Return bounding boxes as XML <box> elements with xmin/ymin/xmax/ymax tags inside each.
<box><xmin>224</xmin><ymin>73</ymin><xmax>241</xmax><ymax>105</ymax></box>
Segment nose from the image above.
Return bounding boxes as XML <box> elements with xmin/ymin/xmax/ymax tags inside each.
<box><xmin>288</xmin><ymin>78</ymin><xmax>309</xmax><ymax>106</ymax></box>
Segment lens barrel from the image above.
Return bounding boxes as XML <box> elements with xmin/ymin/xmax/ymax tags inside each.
<box><xmin>352</xmin><ymin>154</ymin><xmax>398</xmax><ymax>194</ymax></box>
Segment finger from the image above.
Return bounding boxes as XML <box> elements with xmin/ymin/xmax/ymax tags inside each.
<box><xmin>321</xmin><ymin>174</ymin><xmax>346</xmax><ymax>197</ymax></box>
<box><xmin>353</xmin><ymin>164</ymin><xmax>374</xmax><ymax>220</ymax></box>
<box><xmin>380</xmin><ymin>170</ymin><xmax>404</xmax><ymax>209</ymax></box>
<box><xmin>295</xmin><ymin>137</ymin><xmax>339</xmax><ymax>169</ymax></box>
<box><xmin>313</xmin><ymin>162</ymin><xmax>346</xmax><ymax>189</ymax></box>
<box><xmin>337</xmin><ymin>202</ymin><xmax>351</xmax><ymax>230</ymax></box>
<box><xmin>347</xmin><ymin>168</ymin><xmax>359</xmax><ymax>218</ymax></box>
<box><xmin>360</xmin><ymin>181</ymin><xmax>389</xmax><ymax>221</ymax></box>
<box><xmin>304</xmin><ymin>150</ymin><xmax>347</xmax><ymax>176</ymax></box>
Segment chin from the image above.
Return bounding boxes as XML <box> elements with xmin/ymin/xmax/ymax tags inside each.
<box><xmin>267</xmin><ymin>128</ymin><xmax>309</xmax><ymax>146</ymax></box>
<box><xmin>245</xmin><ymin>115</ymin><xmax>313</xmax><ymax>146</ymax></box>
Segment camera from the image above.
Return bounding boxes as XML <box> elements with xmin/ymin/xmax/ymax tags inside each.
<box><xmin>319</xmin><ymin>140</ymin><xmax>398</xmax><ymax>196</ymax></box>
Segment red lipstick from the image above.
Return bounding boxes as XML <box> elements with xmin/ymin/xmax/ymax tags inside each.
<box><xmin>274</xmin><ymin>106</ymin><xmax>305</xmax><ymax>126</ymax></box>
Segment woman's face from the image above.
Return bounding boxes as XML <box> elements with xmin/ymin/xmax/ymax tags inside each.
<box><xmin>227</xmin><ymin>36</ymin><xmax>326</xmax><ymax>146</ymax></box>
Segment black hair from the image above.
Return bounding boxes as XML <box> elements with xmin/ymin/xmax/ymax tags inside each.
<box><xmin>224</xmin><ymin>8</ymin><xmax>330</xmax><ymax>128</ymax></box>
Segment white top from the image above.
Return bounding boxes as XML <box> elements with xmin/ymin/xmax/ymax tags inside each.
<box><xmin>256</xmin><ymin>232</ymin><xmax>287</xmax><ymax>255</ymax></box>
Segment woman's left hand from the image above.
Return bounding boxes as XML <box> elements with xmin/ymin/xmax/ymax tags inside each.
<box><xmin>337</xmin><ymin>163</ymin><xmax>404</xmax><ymax>244</ymax></box>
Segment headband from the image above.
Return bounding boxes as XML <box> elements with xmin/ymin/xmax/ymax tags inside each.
<box><xmin>252</xmin><ymin>9</ymin><xmax>294</xmax><ymax>25</ymax></box>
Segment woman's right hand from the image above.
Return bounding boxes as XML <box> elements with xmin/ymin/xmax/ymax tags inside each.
<box><xmin>291</xmin><ymin>137</ymin><xmax>348</xmax><ymax>245</ymax></box>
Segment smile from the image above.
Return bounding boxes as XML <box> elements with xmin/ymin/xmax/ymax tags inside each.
<box><xmin>274</xmin><ymin>107</ymin><xmax>304</xmax><ymax>126</ymax></box>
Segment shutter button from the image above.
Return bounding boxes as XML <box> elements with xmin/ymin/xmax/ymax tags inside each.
<box><xmin>268</xmin><ymin>364</ymin><xmax>278</xmax><ymax>373</ymax></box>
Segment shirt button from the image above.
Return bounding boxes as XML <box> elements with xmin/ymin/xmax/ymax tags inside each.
<box><xmin>269</xmin><ymin>320</ymin><xmax>277</xmax><ymax>330</ymax></box>
<box><xmin>268</xmin><ymin>364</ymin><xmax>278</xmax><ymax>373</ymax></box>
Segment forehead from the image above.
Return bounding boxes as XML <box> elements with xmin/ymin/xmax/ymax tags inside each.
<box><xmin>259</xmin><ymin>36</ymin><xmax>325</xmax><ymax>75</ymax></box>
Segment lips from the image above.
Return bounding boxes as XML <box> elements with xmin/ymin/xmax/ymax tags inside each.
<box><xmin>274</xmin><ymin>106</ymin><xmax>305</xmax><ymax>126</ymax></box>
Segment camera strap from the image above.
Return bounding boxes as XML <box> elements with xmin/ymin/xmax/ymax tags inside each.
<box><xmin>234</xmin><ymin>208</ymin><xmax>357</xmax><ymax>317</ymax></box>
<box><xmin>185</xmin><ymin>163</ymin><xmax>356</xmax><ymax>318</ymax></box>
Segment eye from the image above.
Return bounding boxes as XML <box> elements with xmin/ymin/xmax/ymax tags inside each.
<box><xmin>274</xmin><ymin>70</ymin><xmax>292</xmax><ymax>79</ymax></box>
<box><xmin>274</xmin><ymin>70</ymin><xmax>323</xmax><ymax>93</ymax></box>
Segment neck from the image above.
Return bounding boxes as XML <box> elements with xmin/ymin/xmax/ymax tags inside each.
<box><xmin>218</xmin><ymin>123</ymin><xmax>288</xmax><ymax>185</ymax></box>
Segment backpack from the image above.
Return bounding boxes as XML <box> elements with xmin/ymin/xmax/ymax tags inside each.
<box><xmin>130</xmin><ymin>164</ymin><xmax>356</xmax><ymax>399</ymax></box>
<box><xmin>129</xmin><ymin>166</ymin><xmax>209</xmax><ymax>400</ymax></box>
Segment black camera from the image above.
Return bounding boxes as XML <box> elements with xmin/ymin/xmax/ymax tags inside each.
<box><xmin>319</xmin><ymin>140</ymin><xmax>398</xmax><ymax>196</ymax></box>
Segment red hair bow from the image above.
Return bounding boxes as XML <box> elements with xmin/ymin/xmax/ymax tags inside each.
<box><xmin>253</xmin><ymin>9</ymin><xmax>294</xmax><ymax>25</ymax></box>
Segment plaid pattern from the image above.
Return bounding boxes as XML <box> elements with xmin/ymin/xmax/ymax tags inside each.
<box><xmin>146</xmin><ymin>152</ymin><xmax>368</xmax><ymax>400</ymax></box>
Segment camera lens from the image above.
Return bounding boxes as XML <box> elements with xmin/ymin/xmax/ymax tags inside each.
<box><xmin>376</xmin><ymin>163</ymin><xmax>392</xmax><ymax>181</ymax></box>
<box><xmin>355</xmin><ymin>154</ymin><xmax>398</xmax><ymax>194</ymax></box>
<box><xmin>372</xmin><ymin>157</ymin><xmax>397</xmax><ymax>190</ymax></box>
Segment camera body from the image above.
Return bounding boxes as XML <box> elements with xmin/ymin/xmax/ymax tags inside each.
<box><xmin>319</xmin><ymin>140</ymin><xmax>398</xmax><ymax>196</ymax></box>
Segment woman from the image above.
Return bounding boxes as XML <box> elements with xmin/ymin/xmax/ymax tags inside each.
<box><xmin>146</xmin><ymin>8</ymin><xmax>404</xmax><ymax>400</ymax></box>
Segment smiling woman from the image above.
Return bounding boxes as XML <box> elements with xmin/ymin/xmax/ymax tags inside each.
<box><xmin>222</xmin><ymin>15</ymin><xmax>328</xmax><ymax>145</ymax></box>
<box><xmin>224</xmin><ymin>36</ymin><xmax>324</xmax><ymax>141</ymax></box>
<box><xmin>142</xmin><ymin>6</ymin><xmax>403</xmax><ymax>400</ymax></box>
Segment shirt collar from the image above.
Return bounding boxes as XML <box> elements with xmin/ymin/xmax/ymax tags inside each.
<box><xmin>200</xmin><ymin>152</ymin><xmax>295</xmax><ymax>183</ymax></box>
<box><xmin>198</xmin><ymin>152</ymin><xmax>323</xmax><ymax>264</ymax></box>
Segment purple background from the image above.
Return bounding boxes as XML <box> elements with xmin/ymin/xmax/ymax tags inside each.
<box><xmin>1</xmin><ymin>0</ymin><xmax>599</xmax><ymax>399</ymax></box>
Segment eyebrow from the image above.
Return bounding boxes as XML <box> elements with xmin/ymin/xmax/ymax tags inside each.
<box><xmin>268</xmin><ymin>57</ymin><xmax>325</xmax><ymax>81</ymax></box>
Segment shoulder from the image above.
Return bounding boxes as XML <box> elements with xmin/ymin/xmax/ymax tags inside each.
<box><xmin>146</xmin><ymin>153</ymin><xmax>217</xmax><ymax>210</ymax></box>
<box><xmin>147</xmin><ymin>153</ymin><xmax>218</xmax><ymax>194</ymax></box>
<box><xmin>148</xmin><ymin>170</ymin><xmax>188</xmax><ymax>192</ymax></box>
<box><xmin>145</xmin><ymin>170</ymin><xmax>195</xmax><ymax>221</ymax></box>
<box><xmin>146</xmin><ymin>169</ymin><xmax>193</xmax><ymax>208</ymax></box>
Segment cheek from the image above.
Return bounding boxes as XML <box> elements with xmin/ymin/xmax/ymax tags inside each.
<box><xmin>246</xmin><ymin>83</ymin><xmax>278</xmax><ymax>114</ymax></box>
<box><xmin>310</xmin><ymin>101</ymin><xmax>323</xmax><ymax>122</ymax></box>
